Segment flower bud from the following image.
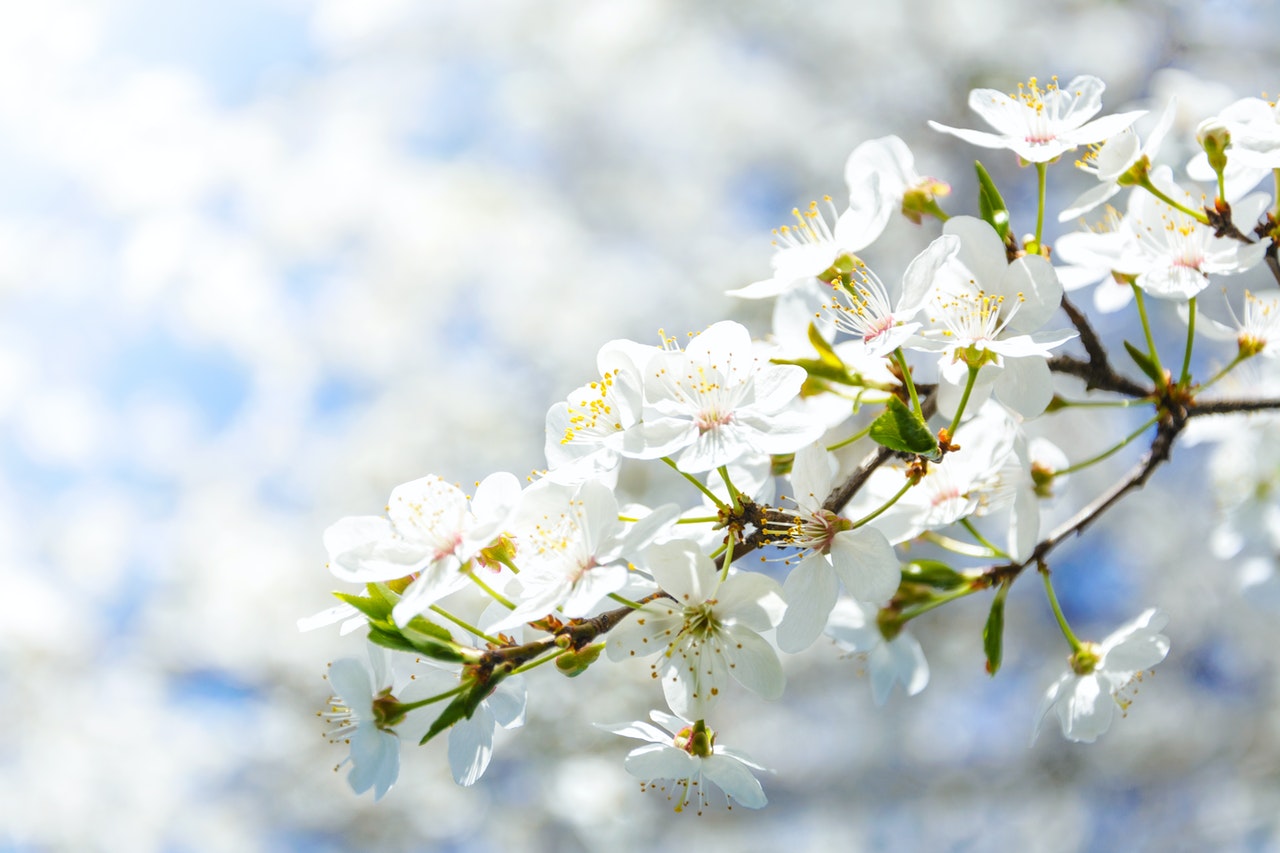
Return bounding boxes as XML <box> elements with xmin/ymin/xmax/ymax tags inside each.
<box><xmin>1197</xmin><ymin>118</ymin><xmax>1231</xmax><ymax>175</ymax></box>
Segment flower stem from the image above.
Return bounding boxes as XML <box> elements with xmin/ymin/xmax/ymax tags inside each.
<box><xmin>959</xmin><ymin>518</ymin><xmax>1008</xmax><ymax>560</ymax></box>
<box><xmin>676</xmin><ymin>515</ymin><xmax>721</xmax><ymax>524</ymax></box>
<box><xmin>893</xmin><ymin>348</ymin><xmax>924</xmax><ymax>421</ymax></box>
<box><xmin>607</xmin><ymin>592</ymin><xmax>645</xmax><ymax>610</ymax></box>
<box><xmin>1130</xmin><ymin>283</ymin><xmax>1166</xmax><ymax>381</ymax></box>
<box><xmin>663</xmin><ymin>457</ymin><xmax>727</xmax><ymax>508</ymax></box>
<box><xmin>826</xmin><ymin>422</ymin><xmax>874</xmax><ymax>452</ymax></box>
<box><xmin>1050</xmin><ymin>396</ymin><xmax>1154</xmax><ymax>410</ymax></box>
<box><xmin>849</xmin><ymin>475</ymin><xmax>915</xmax><ymax>528</ymax></box>
<box><xmin>899</xmin><ymin>584</ymin><xmax>978</xmax><ymax>623</ymax></box>
<box><xmin>1137</xmin><ymin>176</ymin><xmax>1211</xmax><ymax>224</ymax></box>
<box><xmin>467</xmin><ymin>569</ymin><xmax>516</xmax><ymax>610</ymax></box>
<box><xmin>510</xmin><ymin>647</ymin><xmax>570</xmax><ymax>676</ymax></box>
<box><xmin>1179</xmin><ymin>296</ymin><xmax>1196</xmax><ymax>387</ymax></box>
<box><xmin>1035</xmin><ymin>161</ymin><xmax>1048</xmax><ymax>247</ymax></box>
<box><xmin>719</xmin><ymin>532</ymin><xmax>736</xmax><ymax>582</ymax></box>
<box><xmin>430</xmin><ymin>605</ymin><xmax>503</xmax><ymax>645</ymax></box>
<box><xmin>1053</xmin><ymin>414</ymin><xmax>1160</xmax><ymax>476</ymax></box>
<box><xmin>1198</xmin><ymin>352</ymin><xmax>1248</xmax><ymax>392</ymax></box>
<box><xmin>948</xmin><ymin>363</ymin><xmax>981</xmax><ymax>436</ymax></box>
<box><xmin>921</xmin><ymin>529</ymin><xmax>999</xmax><ymax>558</ymax></box>
<box><xmin>718</xmin><ymin>465</ymin><xmax>744</xmax><ymax>513</ymax></box>
<box><xmin>1040</xmin><ymin>566</ymin><xmax>1082</xmax><ymax>652</ymax></box>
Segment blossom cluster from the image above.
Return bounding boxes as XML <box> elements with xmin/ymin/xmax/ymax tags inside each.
<box><xmin>306</xmin><ymin>73</ymin><xmax>1280</xmax><ymax>810</ymax></box>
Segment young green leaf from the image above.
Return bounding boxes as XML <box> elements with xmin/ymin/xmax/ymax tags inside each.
<box><xmin>983</xmin><ymin>582</ymin><xmax>1010</xmax><ymax>676</ymax></box>
<box><xmin>1123</xmin><ymin>340</ymin><xmax>1164</xmax><ymax>384</ymax></box>
<box><xmin>975</xmin><ymin>160</ymin><xmax>1011</xmax><ymax>242</ymax></box>
<box><xmin>869</xmin><ymin>396</ymin><xmax>939</xmax><ymax>457</ymax></box>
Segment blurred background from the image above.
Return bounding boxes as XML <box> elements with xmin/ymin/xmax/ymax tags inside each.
<box><xmin>5</xmin><ymin>0</ymin><xmax>1280</xmax><ymax>850</ymax></box>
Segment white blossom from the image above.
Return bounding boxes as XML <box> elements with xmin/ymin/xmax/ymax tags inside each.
<box><xmin>607</xmin><ymin>540</ymin><xmax>786</xmax><ymax>719</ymax></box>
<box><xmin>598</xmin><ymin>710</ymin><xmax>768</xmax><ymax>812</ymax></box>
<box><xmin>929</xmin><ymin>75</ymin><xmax>1144</xmax><ymax>164</ymax></box>
<box><xmin>1034</xmin><ymin>609</ymin><xmax>1170</xmax><ymax>743</ymax></box>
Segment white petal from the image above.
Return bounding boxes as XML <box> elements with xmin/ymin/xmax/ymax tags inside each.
<box><xmin>776</xmin><ymin>555</ymin><xmax>840</xmax><ymax>653</ymax></box>
<box><xmin>723</xmin><ymin>624</ymin><xmax>785</xmax><ymax>700</ymax></box>
<box><xmin>449</xmin><ymin>704</ymin><xmax>496</xmax><ymax>786</ymax></box>
<box><xmin>623</xmin><ymin>742</ymin><xmax>698</xmax><ymax>781</ymax></box>
<box><xmin>829</xmin><ymin>528</ymin><xmax>901</xmax><ymax>603</ymax></box>
<box><xmin>702</xmin><ymin>754</ymin><xmax>767</xmax><ymax>809</ymax></box>
<box><xmin>994</xmin><ymin>356</ymin><xmax>1054</xmax><ymax>418</ymax></box>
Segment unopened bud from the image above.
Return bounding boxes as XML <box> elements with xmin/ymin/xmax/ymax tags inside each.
<box><xmin>1197</xmin><ymin>118</ymin><xmax>1231</xmax><ymax>175</ymax></box>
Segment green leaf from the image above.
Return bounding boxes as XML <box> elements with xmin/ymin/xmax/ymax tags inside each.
<box><xmin>975</xmin><ymin>160</ymin><xmax>1011</xmax><ymax>241</ymax></box>
<box><xmin>983</xmin><ymin>583</ymin><xmax>1010</xmax><ymax>676</ymax></box>
<box><xmin>1123</xmin><ymin>340</ymin><xmax>1164</xmax><ymax>383</ymax></box>
<box><xmin>333</xmin><ymin>590</ymin><xmax>392</xmax><ymax>622</ymax></box>
<box><xmin>902</xmin><ymin>560</ymin><xmax>968</xmax><ymax>590</ymax></box>
<box><xmin>869</xmin><ymin>396</ymin><xmax>939</xmax><ymax>457</ymax></box>
<box><xmin>807</xmin><ymin>321</ymin><xmax>846</xmax><ymax>370</ymax></box>
<box><xmin>367</xmin><ymin>626</ymin><xmax>419</xmax><ymax>654</ymax></box>
<box><xmin>401</xmin><ymin>617</ymin><xmax>468</xmax><ymax>663</ymax></box>
<box><xmin>771</xmin><ymin>357</ymin><xmax>858</xmax><ymax>386</ymax></box>
<box><xmin>419</xmin><ymin>671</ymin><xmax>508</xmax><ymax>745</ymax></box>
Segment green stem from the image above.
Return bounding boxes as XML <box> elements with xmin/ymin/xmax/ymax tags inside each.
<box><xmin>1198</xmin><ymin>352</ymin><xmax>1248</xmax><ymax>392</ymax></box>
<box><xmin>510</xmin><ymin>647</ymin><xmax>570</xmax><ymax>676</ymax></box>
<box><xmin>429</xmin><ymin>605</ymin><xmax>503</xmax><ymax>645</ymax></box>
<box><xmin>607</xmin><ymin>592</ymin><xmax>645</xmax><ymax>610</ymax></box>
<box><xmin>676</xmin><ymin>515</ymin><xmax>721</xmax><ymax>524</ymax></box>
<box><xmin>898</xmin><ymin>585</ymin><xmax>978</xmax><ymax>623</ymax></box>
<box><xmin>1040</xmin><ymin>567</ymin><xmax>1082</xmax><ymax>652</ymax></box>
<box><xmin>467</xmin><ymin>569</ymin><xmax>516</xmax><ymax>610</ymax></box>
<box><xmin>959</xmin><ymin>518</ymin><xmax>1008</xmax><ymax>560</ymax></box>
<box><xmin>892</xmin><ymin>348</ymin><xmax>924</xmax><ymax>421</ymax></box>
<box><xmin>826</xmin><ymin>422</ymin><xmax>874</xmax><ymax>452</ymax></box>
<box><xmin>1179</xmin><ymin>296</ymin><xmax>1196</xmax><ymax>388</ymax></box>
<box><xmin>920</xmin><ymin>529</ymin><xmax>1000</xmax><ymax>558</ymax></box>
<box><xmin>1053</xmin><ymin>414</ymin><xmax>1160</xmax><ymax>476</ymax></box>
<box><xmin>391</xmin><ymin>683</ymin><xmax>467</xmax><ymax>714</ymax></box>
<box><xmin>849</xmin><ymin>476</ymin><xmax>915</xmax><ymax>528</ymax></box>
<box><xmin>1035</xmin><ymin>161</ymin><xmax>1048</xmax><ymax>247</ymax></box>
<box><xmin>1130</xmin><ymin>283</ymin><xmax>1166</xmax><ymax>381</ymax></box>
<box><xmin>1050</xmin><ymin>396</ymin><xmax>1155</xmax><ymax>410</ymax></box>
<box><xmin>1137</xmin><ymin>176</ymin><xmax>1210</xmax><ymax>224</ymax></box>
<box><xmin>663</xmin><ymin>457</ymin><xmax>727</xmax><ymax>508</ymax></box>
<box><xmin>719</xmin><ymin>533</ymin><xmax>736</xmax><ymax>582</ymax></box>
<box><xmin>948</xmin><ymin>363</ymin><xmax>981</xmax><ymax>435</ymax></box>
<box><xmin>718</xmin><ymin>465</ymin><xmax>744</xmax><ymax>513</ymax></box>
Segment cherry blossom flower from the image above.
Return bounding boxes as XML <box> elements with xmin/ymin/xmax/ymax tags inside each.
<box><xmin>322</xmin><ymin>646</ymin><xmax>434</xmax><ymax>800</ymax></box>
<box><xmin>1113</xmin><ymin>166</ymin><xmax>1268</xmax><ymax>300</ymax></box>
<box><xmin>544</xmin><ymin>338</ymin><xmax>659</xmax><ymax>484</ymax></box>
<box><xmin>492</xmin><ymin>478</ymin><xmax>677</xmax><ymax>631</ymax></box>
<box><xmin>774</xmin><ymin>443</ymin><xmax>901</xmax><ymax>653</ymax></box>
<box><xmin>1060</xmin><ymin>97</ymin><xmax>1177</xmax><ymax>221</ymax></box>
<box><xmin>322</xmin><ymin>472</ymin><xmax>521</xmax><ymax>627</ymax></box>
<box><xmin>915</xmin><ymin>217</ymin><xmax>1074</xmax><ymax>418</ymax></box>
<box><xmin>1187</xmin><ymin>289</ymin><xmax>1280</xmax><ymax>359</ymax></box>
<box><xmin>825</xmin><ymin>598</ymin><xmax>928</xmax><ymax>705</ymax></box>
<box><xmin>1034</xmin><ymin>609</ymin><xmax>1170</xmax><ymax>743</ymax></box>
<box><xmin>824</xmin><ymin>234</ymin><xmax>959</xmax><ymax>358</ymax></box>
<box><xmin>844</xmin><ymin>135</ymin><xmax>951</xmax><ymax>225</ymax></box>
<box><xmin>727</xmin><ymin>194</ymin><xmax>887</xmax><ymax>300</ymax></box>
<box><xmin>638</xmin><ymin>321</ymin><xmax>824</xmax><ymax>472</ymax></box>
<box><xmin>844</xmin><ymin>402</ymin><xmax>1038</xmax><ymax>558</ymax></box>
<box><xmin>607</xmin><ymin>540</ymin><xmax>786</xmax><ymax>719</ymax></box>
<box><xmin>929</xmin><ymin>75</ymin><xmax>1144</xmax><ymax>164</ymax></box>
<box><xmin>411</xmin><ymin>662</ymin><xmax>528</xmax><ymax>786</ymax></box>
<box><xmin>598</xmin><ymin>711</ymin><xmax>767</xmax><ymax>812</ymax></box>
<box><xmin>1053</xmin><ymin>209</ymin><xmax>1136</xmax><ymax>314</ymax></box>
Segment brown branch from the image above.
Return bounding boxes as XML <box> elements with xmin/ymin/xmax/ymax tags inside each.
<box><xmin>1188</xmin><ymin>397</ymin><xmax>1280</xmax><ymax>416</ymax></box>
<box><xmin>986</xmin><ymin>413</ymin><xmax>1185</xmax><ymax>585</ymax></box>
<box><xmin>1048</xmin><ymin>353</ymin><xmax>1151</xmax><ymax>398</ymax></box>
